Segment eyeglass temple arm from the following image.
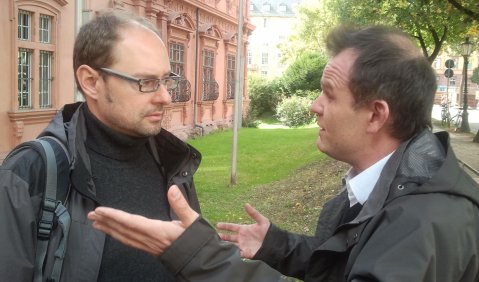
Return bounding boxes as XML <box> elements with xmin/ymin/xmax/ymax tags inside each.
<box><xmin>169</xmin><ymin>72</ymin><xmax>181</xmax><ymax>79</ymax></box>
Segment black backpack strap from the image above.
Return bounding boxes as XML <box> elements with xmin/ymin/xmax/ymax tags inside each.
<box><xmin>33</xmin><ymin>139</ymin><xmax>58</xmax><ymax>282</ymax></box>
<box><xmin>34</xmin><ymin>137</ymin><xmax>71</xmax><ymax>282</ymax></box>
<box><xmin>4</xmin><ymin>136</ymin><xmax>71</xmax><ymax>282</ymax></box>
<box><xmin>49</xmin><ymin>203</ymin><xmax>71</xmax><ymax>282</ymax></box>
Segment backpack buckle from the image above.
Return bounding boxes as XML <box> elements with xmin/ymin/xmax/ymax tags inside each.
<box><xmin>38</xmin><ymin>198</ymin><xmax>58</xmax><ymax>239</ymax></box>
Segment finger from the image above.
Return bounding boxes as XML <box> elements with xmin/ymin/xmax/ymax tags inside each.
<box><xmin>216</xmin><ymin>222</ymin><xmax>241</xmax><ymax>233</ymax></box>
<box><xmin>89</xmin><ymin>211</ymin><xmax>154</xmax><ymax>254</ymax></box>
<box><xmin>89</xmin><ymin>207</ymin><xmax>153</xmax><ymax>241</ymax></box>
<box><xmin>168</xmin><ymin>185</ymin><xmax>199</xmax><ymax>226</ymax></box>
<box><xmin>218</xmin><ymin>233</ymin><xmax>239</xmax><ymax>243</ymax></box>
<box><xmin>90</xmin><ymin>207</ymin><xmax>138</xmax><ymax>231</ymax></box>
<box><xmin>244</xmin><ymin>203</ymin><xmax>268</xmax><ymax>224</ymax></box>
<box><xmin>89</xmin><ymin>208</ymin><xmax>167</xmax><ymax>256</ymax></box>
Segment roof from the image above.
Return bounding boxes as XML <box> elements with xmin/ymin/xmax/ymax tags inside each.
<box><xmin>249</xmin><ymin>0</ymin><xmax>304</xmax><ymax>17</ymax></box>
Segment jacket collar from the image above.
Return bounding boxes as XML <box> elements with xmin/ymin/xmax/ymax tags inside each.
<box><xmin>40</xmin><ymin>102</ymin><xmax>201</xmax><ymax>204</ymax></box>
<box><xmin>352</xmin><ymin>130</ymin><xmax>445</xmax><ymax>223</ymax></box>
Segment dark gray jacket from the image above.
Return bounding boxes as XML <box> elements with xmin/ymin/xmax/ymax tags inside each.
<box><xmin>0</xmin><ymin>102</ymin><xmax>202</xmax><ymax>282</ymax></box>
<box><xmin>159</xmin><ymin>130</ymin><xmax>479</xmax><ymax>282</ymax></box>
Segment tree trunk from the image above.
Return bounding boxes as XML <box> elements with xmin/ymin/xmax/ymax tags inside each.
<box><xmin>474</xmin><ymin>129</ymin><xmax>479</xmax><ymax>143</ymax></box>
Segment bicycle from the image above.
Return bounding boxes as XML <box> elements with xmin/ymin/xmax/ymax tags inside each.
<box><xmin>451</xmin><ymin>109</ymin><xmax>463</xmax><ymax>129</ymax></box>
<box><xmin>441</xmin><ymin>104</ymin><xmax>451</xmax><ymax>127</ymax></box>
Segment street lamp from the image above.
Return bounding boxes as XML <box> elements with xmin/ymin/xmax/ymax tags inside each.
<box><xmin>459</xmin><ymin>37</ymin><xmax>473</xmax><ymax>132</ymax></box>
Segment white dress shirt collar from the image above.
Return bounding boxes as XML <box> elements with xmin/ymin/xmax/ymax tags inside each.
<box><xmin>345</xmin><ymin>152</ymin><xmax>394</xmax><ymax>207</ymax></box>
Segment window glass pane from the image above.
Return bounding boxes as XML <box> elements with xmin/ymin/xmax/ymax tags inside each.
<box><xmin>169</xmin><ymin>42</ymin><xmax>185</xmax><ymax>75</ymax></box>
<box><xmin>262</xmin><ymin>53</ymin><xmax>268</xmax><ymax>65</ymax></box>
<box><xmin>18</xmin><ymin>10</ymin><xmax>31</xmax><ymax>40</ymax></box>
<box><xmin>39</xmin><ymin>14</ymin><xmax>52</xmax><ymax>43</ymax></box>
<box><xmin>227</xmin><ymin>55</ymin><xmax>235</xmax><ymax>99</ymax></box>
<box><xmin>39</xmin><ymin>51</ymin><xmax>52</xmax><ymax>108</ymax></box>
<box><xmin>18</xmin><ymin>48</ymin><xmax>32</xmax><ymax>109</ymax></box>
<box><xmin>202</xmin><ymin>50</ymin><xmax>216</xmax><ymax>100</ymax></box>
<box><xmin>169</xmin><ymin>42</ymin><xmax>189</xmax><ymax>102</ymax></box>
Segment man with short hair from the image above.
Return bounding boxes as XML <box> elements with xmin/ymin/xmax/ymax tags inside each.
<box><xmin>88</xmin><ymin>25</ymin><xmax>479</xmax><ymax>281</ymax></box>
<box><xmin>0</xmin><ymin>10</ymin><xmax>202</xmax><ymax>281</ymax></box>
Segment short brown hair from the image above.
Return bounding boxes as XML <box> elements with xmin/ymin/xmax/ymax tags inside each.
<box><xmin>73</xmin><ymin>9</ymin><xmax>160</xmax><ymax>93</ymax></box>
<box><xmin>326</xmin><ymin>25</ymin><xmax>436</xmax><ymax>141</ymax></box>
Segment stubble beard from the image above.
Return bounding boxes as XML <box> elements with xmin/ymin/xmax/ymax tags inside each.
<box><xmin>105</xmin><ymin>91</ymin><xmax>163</xmax><ymax>137</ymax></box>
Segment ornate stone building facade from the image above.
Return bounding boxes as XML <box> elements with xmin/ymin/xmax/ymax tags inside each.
<box><xmin>0</xmin><ymin>0</ymin><xmax>253</xmax><ymax>161</ymax></box>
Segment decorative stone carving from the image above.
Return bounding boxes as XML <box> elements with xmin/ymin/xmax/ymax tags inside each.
<box><xmin>182</xmin><ymin>105</ymin><xmax>187</xmax><ymax>125</ymax></box>
<box><xmin>112</xmin><ymin>0</ymin><xmax>125</xmax><ymax>8</ymax></box>
<box><xmin>53</xmin><ymin>0</ymin><xmax>68</xmax><ymax>6</ymax></box>
<box><xmin>163</xmin><ymin>110</ymin><xmax>171</xmax><ymax>129</ymax></box>
<box><xmin>13</xmin><ymin>121</ymin><xmax>24</xmax><ymax>139</ymax></box>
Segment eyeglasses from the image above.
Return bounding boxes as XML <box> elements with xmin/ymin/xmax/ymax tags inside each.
<box><xmin>99</xmin><ymin>68</ymin><xmax>181</xmax><ymax>93</ymax></box>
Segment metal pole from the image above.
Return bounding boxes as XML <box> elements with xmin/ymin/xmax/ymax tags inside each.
<box><xmin>231</xmin><ymin>0</ymin><xmax>244</xmax><ymax>185</ymax></box>
<box><xmin>460</xmin><ymin>54</ymin><xmax>470</xmax><ymax>132</ymax></box>
<box><xmin>446</xmin><ymin>77</ymin><xmax>450</xmax><ymax>127</ymax></box>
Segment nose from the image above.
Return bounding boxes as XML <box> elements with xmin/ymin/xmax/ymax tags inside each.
<box><xmin>151</xmin><ymin>84</ymin><xmax>172</xmax><ymax>105</ymax></box>
<box><xmin>310</xmin><ymin>95</ymin><xmax>322</xmax><ymax>115</ymax></box>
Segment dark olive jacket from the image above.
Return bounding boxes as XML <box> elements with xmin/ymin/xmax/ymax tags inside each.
<box><xmin>159</xmin><ymin>130</ymin><xmax>479</xmax><ymax>282</ymax></box>
<box><xmin>0</xmin><ymin>102</ymin><xmax>202</xmax><ymax>282</ymax></box>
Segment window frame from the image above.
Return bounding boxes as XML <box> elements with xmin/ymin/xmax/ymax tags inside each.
<box><xmin>18</xmin><ymin>48</ymin><xmax>33</xmax><ymax>109</ymax></box>
<box><xmin>169</xmin><ymin>41</ymin><xmax>191</xmax><ymax>103</ymax></box>
<box><xmin>15</xmin><ymin>6</ymin><xmax>57</xmax><ymax>111</ymax></box>
<box><xmin>261</xmin><ymin>52</ymin><xmax>269</xmax><ymax>65</ymax></box>
<box><xmin>226</xmin><ymin>54</ymin><xmax>236</xmax><ymax>100</ymax></box>
<box><xmin>202</xmin><ymin>49</ymin><xmax>218</xmax><ymax>101</ymax></box>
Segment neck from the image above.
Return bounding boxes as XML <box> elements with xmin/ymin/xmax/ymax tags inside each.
<box><xmin>351</xmin><ymin>137</ymin><xmax>401</xmax><ymax>173</ymax></box>
<box><xmin>82</xmin><ymin>105</ymin><xmax>149</xmax><ymax>161</ymax></box>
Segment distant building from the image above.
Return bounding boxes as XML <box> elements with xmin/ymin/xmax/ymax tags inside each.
<box><xmin>248</xmin><ymin>0</ymin><xmax>304</xmax><ymax>78</ymax></box>
<box><xmin>433</xmin><ymin>52</ymin><xmax>479</xmax><ymax>108</ymax></box>
<box><xmin>1</xmin><ymin>0</ymin><xmax>253</xmax><ymax>162</ymax></box>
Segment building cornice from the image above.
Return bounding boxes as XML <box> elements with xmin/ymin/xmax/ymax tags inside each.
<box><xmin>179</xmin><ymin>0</ymin><xmax>254</xmax><ymax>31</ymax></box>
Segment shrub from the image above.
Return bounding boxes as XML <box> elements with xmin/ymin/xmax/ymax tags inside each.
<box><xmin>281</xmin><ymin>51</ymin><xmax>327</xmax><ymax>95</ymax></box>
<box><xmin>242</xmin><ymin>111</ymin><xmax>260</xmax><ymax>128</ymax></box>
<box><xmin>247</xmin><ymin>74</ymin><xmax>284</xmax><ymax>118</ymax></box>
<box><xmin>293</xmin><ymin>89</ymin><xmax>321</xmax><ymax>100</ymax></box>
<box><xmin>276</xmin><ymin>96</ymin><xmax>315</xmax><ymax>127</ymax></box>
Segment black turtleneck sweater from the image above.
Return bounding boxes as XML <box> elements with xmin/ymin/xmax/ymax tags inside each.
<box><xmin>82</xmin><ymin>106</ymin><xmax>175</xmax><ymax>281</ymax></box>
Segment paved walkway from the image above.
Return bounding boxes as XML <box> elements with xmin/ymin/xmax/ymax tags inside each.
<box><xmin>435</xmin><ymin>127</ymin><xmax>479</xmax><ymax>184</ymax></box>
<box><xmin>431</xmin><ymin>105</ymin><xmax>479</xmax><ymax>184</ymax></box>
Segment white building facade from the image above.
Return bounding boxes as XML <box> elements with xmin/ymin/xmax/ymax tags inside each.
<box><xmin>248</xmin><ymin>0</ymin><xmax>304</xmax><ymax>78</ymax></box>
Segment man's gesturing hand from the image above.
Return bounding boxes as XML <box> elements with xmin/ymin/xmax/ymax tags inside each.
<box><xmin>87</xmin><ymin>185</ymin><xmax>199</xmax><ymax>256</ymax></box>
<box><xmin>216</xmin><ymin>203</ymin><xmax>270</xmax><ymax>259</ymax></box>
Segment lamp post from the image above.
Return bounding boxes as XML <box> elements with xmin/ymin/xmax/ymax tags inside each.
<box><xmin>459</xmin><ymin>37</ymin><xmax>473</xmax><ymax>132</ymax></box>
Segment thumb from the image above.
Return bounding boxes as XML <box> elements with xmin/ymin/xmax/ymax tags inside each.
<box><xmin>245</xmin><ymin>203</ymin><xmax>269</xmax><ymax>225</ymax></box>
<box><xmin>168</xmin><ymin>185</ymin><xmax>199</xmax><ymax>226</ymax></box>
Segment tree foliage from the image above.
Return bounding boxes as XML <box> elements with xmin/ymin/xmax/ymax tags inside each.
<box><xmin>284</xmin><ymin>0</ymin><xmax>478</xmax><ymax>63</ymax></box>
<box><xmin>447</xmin><ymin>0</ymin><xmax>479</xmax><ymax>22</ymax></box>
<box><xmin>327</xmin><ymin>0</ymin><xmax>476</xmax><ymax>63</ymax></box>
<box><xmin>278</xmin><ymin>1</ymin><xmax>337</xmax><ymax>64</ymax></box>
<box><xmin>281</xmin><ymin>51</ymin><xmax>327</xmax><ymax>95</ymax></box>
<box><xmin>472</xmin><ymin>67</ymin><xmax>479</xmax><ymax>85</ymax></box>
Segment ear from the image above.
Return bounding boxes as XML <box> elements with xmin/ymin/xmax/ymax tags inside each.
<box><xmin>366</xmin><ymin>100</ymin><xmax>390</xmax><ymax>133</ymax></box>
<box><xmin>76</xmin><ymin>65</ymin><xmax>102</xmax><ymax>100</ymax></box>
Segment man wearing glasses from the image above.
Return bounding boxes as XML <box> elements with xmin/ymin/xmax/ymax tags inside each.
<box><xmin>0</xmin><ymin>10</ymin><xmax>202</xmax><ymax>282</ymax></box>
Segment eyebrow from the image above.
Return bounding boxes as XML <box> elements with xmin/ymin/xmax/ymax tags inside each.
<box><xmin>321</xmin><ymin>80</ymin><xmax>333</xmax><ymax>91</ymax></box>
<box><xmin>130</xmin><ymin>71</ymin><xmax>171</xmax><ymax>79</ymax></box>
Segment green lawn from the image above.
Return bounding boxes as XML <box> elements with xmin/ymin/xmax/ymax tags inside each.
<box><xmin>187</xmin><ymin>126</ymin><xmax>324</xmax><ymax>225</ymax></box>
